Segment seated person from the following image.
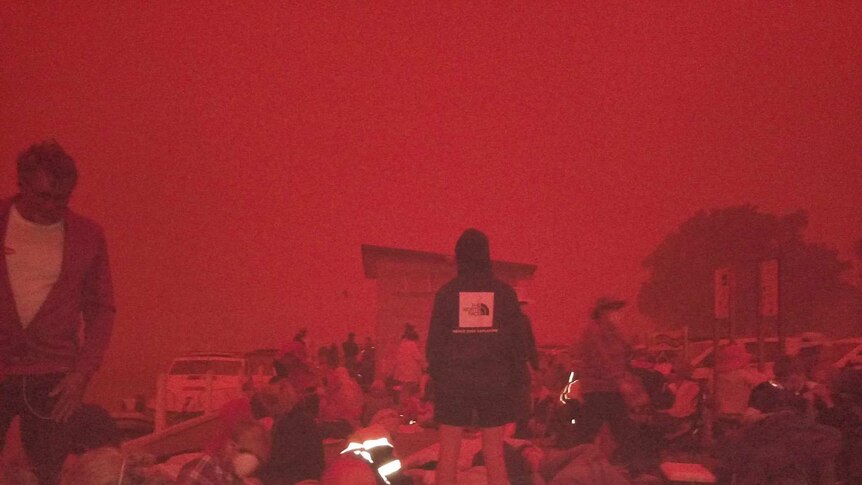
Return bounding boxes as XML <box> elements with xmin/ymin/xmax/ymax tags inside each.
<box><xmin>319</xmin><ymin>357</ymin><xmax>364</xmax><ymax>436</ymax></box>
<box><xmin>515</xmin><ymin>369</ymin><xmax>555</xmax><ymax>439</ymax></box>
<box><xmin>176</xmin><ymin>419</ymin><xmax>271</xmax><ymax>485</ymax></box>
<box><xmin>629</xmin><ymin>350</ymin><xmax>671</xmax><ymax>410</ymax></box>
<box><xmin>820</xmin><ymin>365</ymin><xmax>862</xmax><ymax>483</ymax></box>
<box><xmin>61</xmin><ymin>447</ymin><xmax>169</xmax><ymax>485</ymax></box>
<box><xmin>714</xmin><ymin>344</ymin><xmax>767</xmax><ymax>419</ymax></box>
<box><xmin>398</xmin><ymin>384</ymin><xmax>434</xmax><ymax>428</ymax></box>
<box><xmin>274</xmin><ymin>343</ymin><xmax>321</xmax><ymax>419</ymax></box>
<box><xmin>321</xmin><ymin>410</ymin><xmax>406</xmax><ymax>485</ymax></box>
<box><xmin>648</xmin><ymin>362</ymin><xmax>702</xmax><ymax>440</ymax></box>
<box><xmin>253</xmin><ymin>378</ymin><xmax>325</xmax><ymax>485</ymax></box>
<box><xmin>716</xmin><ymin>357</ymin><xmax>842</xmax><ymax>485</ymax></box>
<box><xmin>362</xmin><ymin>380</ymin><xmax>395</xmax><ymax>427</ymax></box>
<box><xmin>748</xmin><ymin>356</ymin><xmax>809</xmax><ymax>417</ymax></box>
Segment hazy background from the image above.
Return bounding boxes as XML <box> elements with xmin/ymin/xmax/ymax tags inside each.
<box><xmin>2</xmin><ymin>3</ymin><xmax>860</xmax><ymax>407</ymax></box>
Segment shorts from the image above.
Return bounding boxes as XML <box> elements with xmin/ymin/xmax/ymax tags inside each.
<box><xmin>433</xmin><ymin>389</ymin><xmax>520</xmax><ymax>428</ymax></box>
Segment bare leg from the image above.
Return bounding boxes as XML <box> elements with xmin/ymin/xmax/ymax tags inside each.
<box><xmin>481</xmin><ymin>425</ymin><xmax>508</xmax><ymax>485</ymax></box>
<box><xmin>436</xmin><ymin>424</ymin><xmax>464</xmax><ymax>485</ymax></box>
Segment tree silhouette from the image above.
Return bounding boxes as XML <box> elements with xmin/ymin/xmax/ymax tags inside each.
<box><xmin>639</xmin><ymin>205</ymin><xmax>861</xmax><ymax>340</ymax></box>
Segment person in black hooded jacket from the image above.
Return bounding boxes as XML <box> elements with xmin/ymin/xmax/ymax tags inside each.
<box><xmin>426</xmin><ymin>228</ymin><xmax>536</xmax><ymax>485</ymax></box>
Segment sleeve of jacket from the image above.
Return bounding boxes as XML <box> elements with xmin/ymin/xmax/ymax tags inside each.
<box><xmin>425</xmin><ymin>290</ymin><xmax>448</xmax><ymax>380</ymax></box>
<box><xmin>521</xmin><ymin>313</ymin><xmax>539</xmax><ymax>370</ymax></box>
<box><xmin>75</xmin><ymin>229</ymin><xmax>116</xmax><ymax>378</ymax></box>
<box><xmin>503</xmin><ymin>286</ymin><xmax>536</xmax><ymax>365</ymax></box>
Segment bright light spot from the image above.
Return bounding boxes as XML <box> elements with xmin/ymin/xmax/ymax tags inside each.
<box><xmin>378</xmin><ymin>459</ymin><xmax>402</xmax><ymax>484</ymax></box>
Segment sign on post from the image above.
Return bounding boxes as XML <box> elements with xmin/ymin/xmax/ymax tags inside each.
<box><xmin>714</xmin><ymin>268</ymin><xmax>732</xmax><ymax>319</ymax></box>
<box><xmin>759</xmin><ymin>259</ymin><xmax>779</xmax><ymax>317</ymax></box>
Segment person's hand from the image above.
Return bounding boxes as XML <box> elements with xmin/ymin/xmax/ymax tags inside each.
<box><xmin>49</xmin><ymin>371</ymin><xmax>88</xmax><ymax>422</ymax></box>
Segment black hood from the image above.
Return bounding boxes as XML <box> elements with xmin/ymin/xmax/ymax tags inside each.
<box><xmin>455</xmin><ymin>228</ymin><xmax>492</xmax><ymax>276</ymax></box>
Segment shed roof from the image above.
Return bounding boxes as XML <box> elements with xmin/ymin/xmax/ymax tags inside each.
<box><xmin>361</xmin><ymin>244</ymin><xmax>537</xmax><ymax>280</ymax></box>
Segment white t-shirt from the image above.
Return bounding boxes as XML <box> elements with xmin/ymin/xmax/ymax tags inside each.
<box><xmin>4</xmin><ymin>205</ymin><xmax>64</xmax><ymax>328</ymax></box>
<box><xmin>393</xmin><ymin>339</ymin><xmax>424</xmax><ymax>384</ymax></box>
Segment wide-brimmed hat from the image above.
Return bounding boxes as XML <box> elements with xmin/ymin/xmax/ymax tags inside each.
<box><xmin>590</xmin><ymin>296</ymin><xmax>626</xmax><ymax>319</ymax></box>
<box><xmin>715</xmin><ymin>343</ymin><xmax>752</xmax><ymax>372</ymax></box>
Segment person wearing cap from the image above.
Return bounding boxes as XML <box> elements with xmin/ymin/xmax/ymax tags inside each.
<box><xmin>426</xmin><ymin>229</ymin><xmax>536</xmax><ymax>485</ymax></box>
<box><xmin>573</xmin><ymin>297</ymin><xmax>641</xmax><ymax>466</ymax></box>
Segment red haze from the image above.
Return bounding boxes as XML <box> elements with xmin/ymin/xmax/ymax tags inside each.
<box><xmin>1</xmin><ymin>3</ymin><xmax>860</xmax><ymax>406</ymax></box>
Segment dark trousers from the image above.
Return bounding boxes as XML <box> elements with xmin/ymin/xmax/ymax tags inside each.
<box><xmin>0</xmin><ymin>374</ymin><xmax>70</xmax><ymax>485</ymax></box>
<box><xmin>575</xmin><ymin>391</ymin><xmax>639</xmax><ymax>462</ymax></box>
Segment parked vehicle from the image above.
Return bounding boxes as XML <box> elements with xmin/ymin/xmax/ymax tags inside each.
<box><xmin>163</xmin><ymin>352</ymin><xmax>249</xmax><ymax>413</ymax></box>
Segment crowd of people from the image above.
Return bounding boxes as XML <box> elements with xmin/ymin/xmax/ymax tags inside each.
<box><xmin>6</xmin><ymin>305</ymin><xmax>855</xmax><ymax>485</ymax></box>
<box><xmin>1</xmin><ymin>141</ymin><xmax>861</xmax><ymax>484</ymax></box>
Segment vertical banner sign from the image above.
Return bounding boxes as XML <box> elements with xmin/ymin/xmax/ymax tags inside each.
<box><xmin>759</xmin><ymin>259</ymin><xmax>779</xmax><ymax>317</ymax></box>
<box><xmin>714</xmin><ymin>268</ymin><xmax>731</xmax><ymax>319</ymax></box>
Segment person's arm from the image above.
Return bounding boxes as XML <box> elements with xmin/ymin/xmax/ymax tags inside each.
<box><xmin>521</xmin><ymin>313</ymin><xmax>539</xmax><ymax>370</ymax></box>
<box><xmin>425</xmin><ymin>292</ymin><xmax>447</xmax><ymax>380</ymax></box>
<box><xmin>504</xmin><ymin>286</ymin><xmax>537</xmax><ymax>368</ymax></box>
<box><xmin>744</xmin><ymin>369</ymin><xmax>768</xmax><ymax>387</ymax></box>
<box><xmin>76</xmin><ymin>231</ymin><xmax>116</xmax><ymax>377</ymax></box>
<box><xmin>52</xmin><ymin>231</ymin><xmax>116</xmax><ymax>422</ymax></box>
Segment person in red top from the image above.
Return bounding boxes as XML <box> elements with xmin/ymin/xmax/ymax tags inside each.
<box><xmin>0</xmin><ymin>140</ymin><xmax>115</xmax><ymax>484</ymax></box>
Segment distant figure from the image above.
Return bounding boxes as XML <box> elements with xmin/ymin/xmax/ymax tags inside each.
<box><xmin>342</xmin><ymin>332</ymin><xmax>360</xmax><ymax>376</ymax></box>
<box><xmin>291</xmin><ymin>327</ymin><xmax>309</xmax><ymax>361</ymax></box>
<box><xmin>293</xmin><ymin>327</ymin><xmax>307</xmax><ymax>344</ymax></box>
<box><xmin>328</xmin><ymin>342</ymin><xmax>340</xmax><ymax>367</ymax></box>
<box><xmin>391</xmin><ymin>323</ymin><xmax>425</xmax><ymax>404</ymax></box>
<box><xmin>356</xmin><ymin>337</ymin><xmax>377</xmax><ymax>390</ymax></box>
<box><xmin>426</xmin><ymin>229</ymin><xmax>536</xmax><ymax>485</ymax></box>
<box><xmin>0</xmin><ymin>141</ymin><xmax>116</xmax><ymax>485</ymax></box>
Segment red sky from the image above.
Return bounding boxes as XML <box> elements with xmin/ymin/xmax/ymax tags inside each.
<box><xmin>2</xmin><ymin>3</ymin><xmax>860</xmax><ymax>406</ymax></box>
